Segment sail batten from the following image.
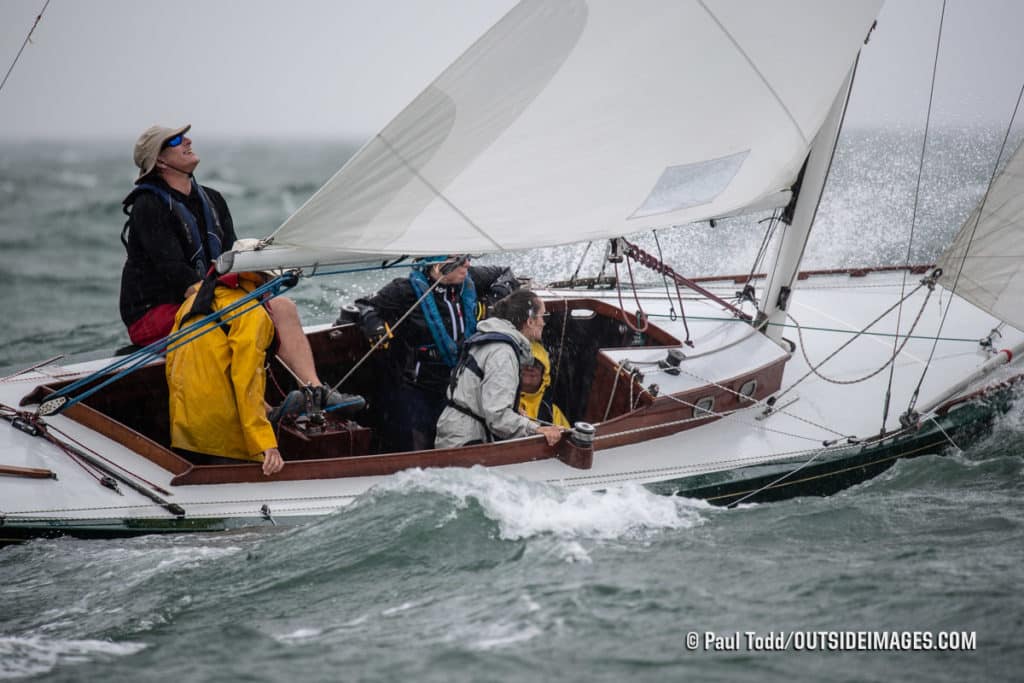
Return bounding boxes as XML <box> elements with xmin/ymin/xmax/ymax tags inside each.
<box><xmin>233</xmin><ymin>0</ymin><xmax>883</xmax><ymax>271</ymax></box>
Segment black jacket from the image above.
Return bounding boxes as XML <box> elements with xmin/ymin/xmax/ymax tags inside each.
<box><xmin>118</xmin><ymin>178</ymin><xmax>237</xmax><ymax>326</ymax></box>
<box><xmin>356</xmin><ymin>265</ymin><xmax>518</xmax><ymax>394</ymax></box>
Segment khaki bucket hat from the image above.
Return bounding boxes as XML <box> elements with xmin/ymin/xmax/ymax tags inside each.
<box><xmin>133</xmin><ymin>124</ymin><xmax>190</xmax><ymax>180</ymax></box>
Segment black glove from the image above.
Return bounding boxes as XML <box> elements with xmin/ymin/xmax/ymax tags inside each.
<box><xmin>488</xmin><ymin>268</ymin><xmax>520</xmax><ymax>301</ymax></box>
<box><xmin>337</xmin><ymin>303</ymin><xmax>387</xmax><ymax>343</ymax></box>
<box><xmin>359</xmin><ymin>309</ymin><xmax>387</xmax><ymax>343</ymax></box>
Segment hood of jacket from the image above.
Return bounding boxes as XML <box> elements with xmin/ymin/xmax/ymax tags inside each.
<box><xmin>476</xmin><ymin>317</ymin><xmax>534</xmax><ymax>363</ymax></box>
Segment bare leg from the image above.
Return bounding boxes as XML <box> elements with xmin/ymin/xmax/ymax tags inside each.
<box><xmin>265</xmin><ymin>297</ymin><xmax>321</xmax><ymax>386</ymax></box>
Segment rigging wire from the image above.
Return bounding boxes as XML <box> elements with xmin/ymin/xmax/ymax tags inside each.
<box><xmin>549</xmin><ymin>292</ymin><xmax>572</xmax><ymax>395</ymax></box>
<box><xmin>744</xmin><ymin>210</ymin><xmax>781</xmax><ymax>296</ymax></box>
<box><xmin>569</xmin><ymin>241</ymin><xmax>594</xmax><ymax>285</ymax></box>
<box><xmin>651</xmin><ymin>230</ymin><xmax>677</xmax><ymax>320</ymax></box>
<box><xmin>905</xmin><ymin>75</ymin><xmax>1024</xmax><ymax>418</ymax></box>
<box><xmin>772</xmin><ymin>277</ymin><xmax>933</xmax><ymax>405</ymax></box>
<box><xmin>0</xmin><ymin>0</ymin><xmax>50</xmax><ymax>95</ymax></box>
<box><xmin>787</xmin><ymin>285</ymin><xmax>934</xmax><ymax>386</ymax></box>
<box><xmin>881</xmin><ymin>0</ymin><xmax>946</xmax><ymax>433</ymax></box>
<box><xmin>328</xmin><ymin>268</ymin><xmax>450</xmax><ymax>393</ymax></box>
<box><xmin>611</xmin><ymin>261</ymin><xmax>649</xmax><ymax>333</ymax></box>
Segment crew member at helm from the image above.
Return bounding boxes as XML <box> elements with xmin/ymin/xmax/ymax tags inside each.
<box><xmin>349</xmin><ymin>254</ymin><xmax>520</xmax><ymax>451</ymax></box>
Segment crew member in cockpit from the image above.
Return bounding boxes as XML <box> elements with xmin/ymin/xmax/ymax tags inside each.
<box><xmin>348</xmin><ymin>255</ymin><xmax>519</xmax><ymax>451</ymax></box>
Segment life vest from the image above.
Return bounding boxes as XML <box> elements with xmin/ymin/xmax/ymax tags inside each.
<box><xmin>408</xmin><ymin>269</ymin><xmax>478</xmax><ymax>368</ymax></box>
<box><xmin>445</xmin><ymin>330</ymin><xmax>523</xmax><ymax>442</ymax></box>
<box><xmin>121</xmin><ymin>180</ymin><xmax>224</xmax><ymax>277</ymax></box>
<box><xmin>520</xmin><ymin>340</ymin><xmax>571</xmax><ymax>428</ymax></box>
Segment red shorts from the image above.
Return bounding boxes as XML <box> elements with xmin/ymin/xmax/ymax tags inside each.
<box><xmin>127</xmin><ymin>303</ymin><xmax>181</xmax><ymax>347</ymax></box>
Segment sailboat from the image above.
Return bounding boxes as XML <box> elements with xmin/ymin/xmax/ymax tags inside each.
<box><xmin>2</xmin><ymin>0</ymin><xmax>1022</xmax><ymax>544</ymax></box>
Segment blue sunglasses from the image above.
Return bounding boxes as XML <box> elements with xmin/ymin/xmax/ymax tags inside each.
<box><xmin>162</xmin><ymin>134</ymin><xmax>184</xmax><ymax>149</ymax></box>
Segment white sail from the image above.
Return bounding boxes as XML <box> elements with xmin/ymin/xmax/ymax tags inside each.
<box><xmin>937</xmin><ymin>139</ymin><xmax>1024</xmax><ymax>332</ymax></box>
<box><xmin>234</xmin><ymin>0</ymin><xmax>882</xmax><ymax>270</ymax></box>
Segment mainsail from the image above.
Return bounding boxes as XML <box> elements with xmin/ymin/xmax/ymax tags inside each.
<box><xmin>232</xmin><ymin>0</ymin><xmax>883</xmax><ymax>271</ymax></box>
<box><xmin>937</xmin><ymin>138</ymin><xmax>1024</xmax><ymax>332</ymax></box>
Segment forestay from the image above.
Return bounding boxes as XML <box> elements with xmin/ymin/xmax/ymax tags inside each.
<box><xmin>232</xmin><ymin>0</ymin><xmax>882</xmax><ymax>271</ymax></box>
<box><xmin>937</xmin><ymin>139</ymin><xmax>1024</xmax><ymax>332</ymax></box>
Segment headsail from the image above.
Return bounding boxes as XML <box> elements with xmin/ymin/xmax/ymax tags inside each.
<box><xmin>232</xmin><ymin>0</ymin><xmax>882</xmax><ymax>271</ymax></box>
<box><xmin>937</xmin><ymin>138</ymin><xmax>1024</xmax><ymax>332</ymax></box>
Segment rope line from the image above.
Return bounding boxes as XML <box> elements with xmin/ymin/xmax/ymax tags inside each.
<box><xmin>328</xmin><ymin>267</ymin><xmax>448</xmax><ymax>393</ymax></box>
<box><xmin>569</xmin><ymin>241</ymin><xmax>594</xmax><ymax>285</ymax></box>
<box><xmin>5</xmin><ymin>495</ymin><xmax>358</xmax><ymax>518</ymax></box>
<box><xmin>907</xmin><ymin>75</ymin><xmax>1024</xmax><ymax>416</ymax></box>
<box><xmin>42</xmin><ymin>272</ymin><xmax>296</xmax><ymax>413</ymax></box>
<box><xmin>630</xmin><ymin>312</ymin><xmax>977</xmax><ymax>342</ymax></box>
<box><xmin>46</xmin><ymin>422</ymin><xmax>169</xmax><ymax>493</ymax></box>
<box><xmin>666</xmin><ymin>363</ymin><xmax>848</xmax><ymax>438</ymax></box>
<box><xmin>772</xmin><ymin>278</ymin><xmax>931</xmax><ymax>404</ymax></box>
<box><xmin>788</xmin><ymin>282</ymin><xmax>934</xmax><ymax>387</ymax></box>
<box><xmin>883</xmin><ymin>0</ymin><xmax>946</xmax><ymax>431</ymax></box>
<box><xmin>0</xmin><ymin>0</ymin><xmax>50</xmax><ymax>94</ymax></box>
<box><xmin>652</xmin><ymin>230</ymin><xmax>677</xmax><ymax>320</ymax></box>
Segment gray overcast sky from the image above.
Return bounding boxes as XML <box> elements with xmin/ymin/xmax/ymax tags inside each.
<box><xmin>1</xmin><ymin>0</ymin><xmax>1022</xmax><ymax>142</ymax></box>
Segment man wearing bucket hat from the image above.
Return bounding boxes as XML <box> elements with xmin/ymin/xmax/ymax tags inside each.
<box><xmin>120</xmin><ymin>124</ymin><xmax>361</xmax><ymax>473</ymax></box>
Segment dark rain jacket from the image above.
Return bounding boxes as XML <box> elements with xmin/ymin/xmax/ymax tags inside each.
<box><xmin>356</xmin><ymin>265</ymin><xmax>518</xmax><ymax>395</ymax></box>
<box><xmin>119</xmin><ymin>177</ymin><xmax>237</xmax><ymax>326</ymax></box>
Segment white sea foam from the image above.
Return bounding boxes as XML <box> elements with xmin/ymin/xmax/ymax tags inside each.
<box><xmin>381</xmin><ymin>601</ymin><xmax>418</xmax><ymax>617</ymax></box>
<box><xmin>469</xmin><ymin>623</ymin><xmax>543</xmax><ymax>651</ymax></box>
<box><xmin>0</xmin><ymin>636</ymin><xmax>145</xmax><ymax>679</ymax></box>
<box><xmin>82</xmin><ymin>544</ymin><xmax>245</xmax><ymax>587</ymax></box>
<box><xmin>381</xmin><ymin>466</ymin><xmax>706</xmax><ymax>541</ymax></box>
<box><xmin>274</xmin><ymin>628</ymin><xmax>323</xmax><ymax>644</ymax></box>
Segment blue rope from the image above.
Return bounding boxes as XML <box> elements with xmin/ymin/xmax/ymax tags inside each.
<box><xmin>43</xmin><ymin>273</ymin><xmax>297</xmax><ymax>414</ymax></box>
<box><xmin>307</xmin><ymin>263</ymin><xmax>415</xmax><ymax>277</ymax></box>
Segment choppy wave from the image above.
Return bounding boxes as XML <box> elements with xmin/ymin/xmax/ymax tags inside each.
<box><xmin>0</xmin><ymin>636</ymin><xmax>146</xmax><ymax>679</ymax></box>
<box><xmin>377</xmin><ymin>466</ymin><xmax>707</xmax><ymax>542</ymax></box>
<box><xmin>3</xmin><ymin>132</ymin><xmax>1024</xmax><ymax>682</ymax></box>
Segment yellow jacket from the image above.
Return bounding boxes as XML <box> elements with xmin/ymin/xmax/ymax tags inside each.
<box><xmin>520</xmin><ymin>340</ymin><xmax>571</xmax><ymax>428</ymax></box>
<box><xmin>166</xmin><ymin>284</ymin><xmax>276</xmax><ymax>462</ymax></box>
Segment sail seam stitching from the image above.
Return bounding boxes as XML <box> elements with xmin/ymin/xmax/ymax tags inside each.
<box><xmin>697</xmin><ymin>0</ymin><xmax>807</xmax><ymax>144</ymax></box>
<box><xmin>375</xmin><ymin>133</ymin><xmax>504</xmax><ymax>252</ymax></box>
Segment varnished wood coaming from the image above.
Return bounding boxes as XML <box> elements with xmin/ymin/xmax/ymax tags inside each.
<box><xmin>61</xmin><ymin>400</ymin><xmax>193</xmax><ymax>474</ymax></box>
<box><xmin>19</xmin><ymin>298</ymin><xmax>786</xmax><ymax>486</ymax></box>
<box><xmin>170</xmin><ymin>436</ymin><xmax>560</xmax><ymax>485</ymax></box>
<box><xmin>167</xmin><ymin>355</ymin><xmax>786</xmax><ymax>485</ymax></box>
<box><xmin>591</xmin><ymin>356</ymin><xmax>786</xmax><ymax>448</ymax></box>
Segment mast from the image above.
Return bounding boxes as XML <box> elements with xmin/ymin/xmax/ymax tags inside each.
<box><xmin>756</xmin><ymin>64</ymin><xmax>858</xmax><ymax>346</ymax></box>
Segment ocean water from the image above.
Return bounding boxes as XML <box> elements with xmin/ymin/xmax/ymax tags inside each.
<box><xmin>1</xmin><ymin>128</ymin><xmax>1023</xmax><ymax>681</ymax></box>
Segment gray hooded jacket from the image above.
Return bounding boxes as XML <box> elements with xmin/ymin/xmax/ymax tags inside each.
<box><xmin>434</xmin><ymin>317</ymin><xmax>539</xmax><ymax>448</ymax></box>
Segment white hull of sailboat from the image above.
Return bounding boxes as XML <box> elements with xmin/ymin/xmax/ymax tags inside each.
<box><xmin>2</xmin><ymin>269</ymin><xmax>1021</xmax><ymax>542</ymax></box>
